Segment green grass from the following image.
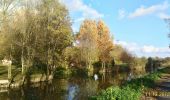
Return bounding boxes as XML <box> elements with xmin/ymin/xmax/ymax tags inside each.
<box><xmin>0</xmin><ymin>64</ymin><xmax>20</xmax><ymax>80</ymax></box>
<box><xmin>158</xmin><ymin>67</ymin><xmax>170</xmax><ymax>74</ymax></box>
<box><xmin>0</xmin><ymin>64</ymin><xmax>45</xmax><ymax>81</ymax></box>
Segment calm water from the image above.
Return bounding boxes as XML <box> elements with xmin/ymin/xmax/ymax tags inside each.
<box><xmin>0</xmin><ymin>70</ymin><xmax>143</xmax><ymax>100</ymax></box>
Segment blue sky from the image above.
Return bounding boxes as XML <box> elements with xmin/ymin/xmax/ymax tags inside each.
<box><xmin>60</xmin><ymin>0</ymin><xmax>170</xmax><ymax>58</ymax></box>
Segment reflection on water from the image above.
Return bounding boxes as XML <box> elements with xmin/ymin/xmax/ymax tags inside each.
<box><xmin>68</xmin><ymin>84</ymin><xmax>79</xmax><ymax>100</ymax></box>
<box><xmin>0</xmin><ymin>70</ymin><xmax>144</xmax><ymax>100</ymax></box>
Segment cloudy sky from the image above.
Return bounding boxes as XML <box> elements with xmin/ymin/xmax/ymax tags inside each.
<box><xmin>60</xmin><ymin>0</ymin><xmax>170</xmax><ymax>58</ymax></box>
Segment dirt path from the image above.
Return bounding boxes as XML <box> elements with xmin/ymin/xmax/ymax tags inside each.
<box><xmin>155</xmin><ymin>73</ymin><xmax>170</xmax><ymax>100</ymax></box>
<box><xmin>143</xmin><ymin>67</ymin><xmax>170</xmax><ymax>100</ymax></box>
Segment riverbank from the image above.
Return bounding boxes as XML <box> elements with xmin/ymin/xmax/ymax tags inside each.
<box><xmin>0</xmin><ymin>64</ymin><xmax>54</xmax><ymax>88</ymax></box>
<box><xmin>145</xmin><ymin>67</ymin><xmax>170</xmax><ymax>100</ymax></box>
<box><xmin>0</xmin><ymin>73</ymin><xmax>53</xmax><ymax>88</ymax></box>
<box><xmin>90</xmin><ymin>67</ymin><xmax>170</xmax><ymax>100</ymax></box>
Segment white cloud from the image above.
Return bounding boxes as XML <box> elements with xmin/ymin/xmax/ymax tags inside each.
<box><xmin>74</xmin><ymin>17</ymin><xmax>85</xmax><ymax>23</ymax></box>
<box><xmin>142</xmin><ymin>45</ymin><xmax>159</xmax><ymax>53</ymax></box>
<box><xmin>129</xmin><ymin>1</ymin><xmax>169</xmax><ymax>18</ymax></box>
<box><xmin>59</xmin><ymin>0</ymin><xmax>103</xmax><ymax>32</ymax></box>
<box><xmin>142</xmin><ymin>45</ymin><xmax>170</xmax><ymax>53</ymax></box>
<box><xmin>115</xmin><ymin>40</ymin><xmax>170</xmax><ymax>58</ymax></box>
<box><xmin>115</xmin><ymin>40</ymin><xmax>139</xmax><ymax>52</ymax></box>
<box><xmin>60</xmin><ymin>0</ymin><xmax>103</xmax><ymax>18</ymax></box>
<box><xmin>158</xmin><ymin>13</ymin><xmax>170</xmax><ymax>19</ymax></box>
<box><xmin>118</xmin><ymin>9</ymin><xmax>126</xmax><ymax>19</ymax></box>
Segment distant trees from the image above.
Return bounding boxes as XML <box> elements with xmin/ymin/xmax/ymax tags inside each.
<box><xmin>111</xmin><ymin>45</ymin><xmax>134</xmax><ymax>66</ymax></box>
<box><xmin>145</xmin><ymin>57</ymin><xmax>161</xmax><ymax>73</ymax></box>
<box><xmin>110</xmin><ymin>45</ymin><xmax>124</xmax><ymax>64</ymax></box>
<box><xmin>120</xmin><ymin>50</ymin><xmax>134</xmax><ymax>65</ymax></box>
<box><xmin>110</xmin><ymin>45</ymin><xmax>147</xmax><ymax>71</ymax></box>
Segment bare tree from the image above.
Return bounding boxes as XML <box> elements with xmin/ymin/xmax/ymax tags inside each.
<box><xmin>164</xmin><ymin>18</ymin><xmax>170</xmax><ymax>48</ymax></box>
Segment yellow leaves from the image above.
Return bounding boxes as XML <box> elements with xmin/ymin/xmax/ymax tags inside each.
<box><xmin>78</xmin><ymin>19</ymin><xmax>98</xmax><ymax>43</ymax></box>
<box><xmin>77</xmin><ymin>19</ymin><xmax>99</xmax><ymax>64</ymax></box>
<box><xmin>97</xmin><ymin>20</ymin><xmax>113</xmax><ymax>62</ymax></box>
<box><xmin>77</xmin><ymin>19</ymin><xmax>114</xmax><ymax>64</ymax></box>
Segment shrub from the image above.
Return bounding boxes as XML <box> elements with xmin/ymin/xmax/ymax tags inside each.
<box><xmin>90</xmin><ymin>71</ymin><xmax>161</xmax><ymax>100</ymax></box>
<box><xmin>117</xmin><ymin>86</ymin><xmax>141</xmax><ymax>100</ymax></box>
<box><xmin>94</xmin><ymin>86</ymin><xmax>120</xmax><ymax>100</ymax></box>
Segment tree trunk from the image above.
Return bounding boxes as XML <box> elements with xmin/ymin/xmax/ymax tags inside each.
<box><xmin>8</xmin><ymin>44</ymin><xmax>12</xmax><ymax>80</ymax></box>
<box><xmin>47</xmin><ymin>48</ymin><xmax>50</xmax><ymax>78</ymax></box>
<box><xmin>103</xmin><ymin>62</ymin><xmax>106</xmax><ymax>73</ymax></box>
<box><xmin>102</xmin><ymin>62</ymin><xmax>103</xmax><ymax>69</ymax></box>
<box><xmin>21</xmin><ymin>45</ymin><xmax>24</xmax><ymax>75</ymax></box>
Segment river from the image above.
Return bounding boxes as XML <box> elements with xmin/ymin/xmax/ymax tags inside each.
<box><xmin>0</xmin><ymin>69</ymin><xmax>143</xmax><ymax>100</ymax></box>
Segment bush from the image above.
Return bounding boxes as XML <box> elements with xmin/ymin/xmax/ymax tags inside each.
<box><xmin>117</xmin><ymin>86</ymin><xmax>141</xmax><ymax>100</ymax></box>
<box><xmin>54</xmin><ymin>67</ymin><xmax>68</xmax><ymax>78</ymax></box>
<box><xmin>90</xmin><ymin>86</ymin><xmax>141</xmax><ymax>100</ymax></box>
<box><xmin>71</xmin><ymin>68</ymin><xmax>89</xmax><ymax>78</ymax></box>
<box><xmin>91</xmin><ymin>86</ymin><xmax>120</xmax><ymax>100</ymax></box>
<box><xmin>90</xmin><ymin>71</ymin><xmax>161</xmax><ymax>100</ymax></box>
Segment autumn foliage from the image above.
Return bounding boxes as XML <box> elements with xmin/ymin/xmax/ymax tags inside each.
<box><xmin>77</xmin><ymin>19</ymin><xmax>114</xmax><ymax>69</ymax></box>
<box><xmin>97</xmin><ymin>20</ymin><xmax>114</xmax><ymax>68</ymax></box>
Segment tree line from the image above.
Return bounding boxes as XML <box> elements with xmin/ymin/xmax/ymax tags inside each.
<box><xmin>0</xmin><ymin>0</ymin><xmax>159</xmax><ymax>78</ymax></box>
<box><xmin>0</xmin><ymin>0</ymin><xmax>73</xmax><ymax>77</ymax></box>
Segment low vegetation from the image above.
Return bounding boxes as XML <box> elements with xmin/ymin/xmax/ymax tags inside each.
<box><xmin>90</xmin><ymin>69</ymin><xmax>163</xmax><ymax>100</ymax></box>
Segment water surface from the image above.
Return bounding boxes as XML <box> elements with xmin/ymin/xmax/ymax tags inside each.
<box><xmin>0</xmin><ymin>70</ymin><xmax>142</xmax><ymax>100</ymax></box>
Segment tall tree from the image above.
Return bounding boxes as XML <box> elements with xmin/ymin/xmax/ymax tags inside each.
<box><xmin>97</xmin><ymin>20</ymin><xmax>113</xmax><ymax>70</ymax></box>
<box><xmin>0</xmin><ymin>0</ymin><xmax>73</xmax><ymax>78</ymax></box>
<box><xmin>77</xmin><ymin>19</ymin><xmax>98</xmax><ymax>69</ymax></box>
<box><xmin>34</xmin><ymin>0</ymin><xmax>73</xmax><ymax>76</ymax></box>
<box><xmin>0</xmin><ymin>0</ymin><xmax>20</xmax><ymax>80</ymax></box>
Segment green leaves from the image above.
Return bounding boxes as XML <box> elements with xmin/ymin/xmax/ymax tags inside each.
<box><xmin>0</xmin><ymin>0</ymin><xmax>73</xmax><ymax>75</ymax></box>
<box><xmin>94</xmin><ymin>86</ymin><xmax>141</xmax><ymax>100</ymax></box>
<box><xmin>92</xmin><ymin>71</ymin><xmax>162</xmax><ymax>100</ymax></box>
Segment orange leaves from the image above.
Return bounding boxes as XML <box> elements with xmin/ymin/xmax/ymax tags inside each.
<box><xmin>77</xmin><ymin>19</ymin><xmax>99</xmax><ymax>65</ymax></box>
<box><xmin>77</xmin><ymin>19</ymin><xmax>114</xmax><ymax>65</ymax></box>
<box><xmin>78</xmin><ymin>19</ymin><xmax>98</xmax><ymax>45</ymax></box>
<box><xmin>97</xmin><ymin>20</ymin><xmax>114</xmax><ymax>62</ymax></box>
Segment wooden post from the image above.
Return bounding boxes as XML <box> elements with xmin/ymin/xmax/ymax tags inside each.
<box><xmin>8</xmin><ymin>60</ymin><xmax>12</xmax><ymax>80</ymax></box>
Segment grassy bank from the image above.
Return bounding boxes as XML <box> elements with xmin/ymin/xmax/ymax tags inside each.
<box><xmin>0</xmin><ymin>64</ymin><xmax>19</xmax><ymax>80</ymax></box>
<box><xmin>0</xmin><ymin>64</ymin><xmax>53</xmax><ymax>87</ymax></box>
<box><xmin>90</xmin><ymin>68</ymin><xmax>169</xmax><ymax>100</ymax></box>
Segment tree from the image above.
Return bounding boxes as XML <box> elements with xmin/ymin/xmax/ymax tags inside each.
<box><xmin>164</xmin><ymin>18</ymin><xmax>170</xmax><ymax>48</ymax></box>
<box><xmin>63</xmin><ymin>47</ymin><xmax>82</xmax><ymax>68</ymax></box>
<box><xmin>145</xmin><ymin>57</ymin><xmax>154</xmax><ymax>73</ymax></box>
<box><xmin>0</xmin><ymin>0</ymin><xmax>73</xmax><ymax>79</ymax></box>
<box><xmin>34</xmin><ymin>0</ymin><xmax>73</xmax><ymax>76</ymax></box>
<box><xmin>110</xmin><ymin>45</ymin><xmax>124</xmax><ymax>64</ymax></box>
<box><xmin>97</xmin><ymin>20</ymin><xmax>113</xmax><ymax>69</ymax></box>
<box><xmin>120</xmin><ymin>50</ymin><xmax>134</xmax><ymax>65</ymax></box>
<box><xmin>0</xmin><ymin>0</ymin><xmax>19</xmax><ymax>80</ymax></box>
<box><xmin>77</xmin><ymin>19</ymin><xmax>98</xmax><ymax>69</ymax></box>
